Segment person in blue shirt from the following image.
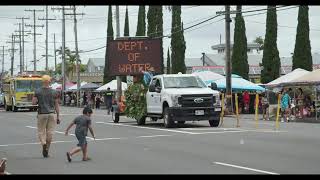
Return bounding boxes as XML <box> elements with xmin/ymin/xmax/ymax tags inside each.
<box><xmin>281</xmin><ymin>88</ymin><xmax>291</xmax><ymax>122</ymax></box>
<box><xmin>141</xmin><ymin>67</ymin><xmax>155</xmax><ymax>86</ymax></box>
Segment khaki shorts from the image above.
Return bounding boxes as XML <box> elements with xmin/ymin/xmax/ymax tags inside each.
<box><xmin>37</xmin><ymin>113</ymin><xmax>56</xmax><ymax>145</ymax></box>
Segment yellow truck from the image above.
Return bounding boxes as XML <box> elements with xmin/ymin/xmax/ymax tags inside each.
<box><xmin>3</xmin><ymin>74</ymin><xmax>42</xmax><ymax>112</ymax></box>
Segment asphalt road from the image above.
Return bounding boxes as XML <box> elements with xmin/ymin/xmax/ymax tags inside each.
<box><xmin>1</xmin><ymin>106</ymin><xmax>320</xmax><ymax>174</ymax></box>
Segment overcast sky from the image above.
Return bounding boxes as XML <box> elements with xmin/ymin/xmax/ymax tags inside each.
<box><xmin>0</xmin><ymin>5</ymin><xmax>319</xmax><ymax>74</ymax></box>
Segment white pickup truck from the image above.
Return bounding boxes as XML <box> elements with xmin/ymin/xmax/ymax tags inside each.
<box><xmin>136</xmin><ymin>73</ymin><xmax>222</xmax><ymax>128</ymax></box>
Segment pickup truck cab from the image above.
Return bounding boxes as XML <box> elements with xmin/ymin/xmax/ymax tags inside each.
<box><xmin>137</xmin><ymin>73</ymin><xmax>221</xmax><ymax>128</ymax></box>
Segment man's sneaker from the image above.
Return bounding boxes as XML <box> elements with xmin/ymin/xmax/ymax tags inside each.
<box><xmin>66</xmin><ymin>152</ymin><xmax>72</xmax><ymax>162</ymax></box>
<box><xmin>42</xmin><ymin>144</ymin><xmax>48</xmax><ymax>158</ymax></box>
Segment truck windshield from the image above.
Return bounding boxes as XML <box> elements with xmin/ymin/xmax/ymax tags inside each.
<box><xmin>164</xmin><ymin>76</ymin><xmax>207</xmax><ymax>88</ymax></box>
<box><xmin>16</xmin><ymin>80</ymin><xmax>42</xmax><ymax>92</ymax></box>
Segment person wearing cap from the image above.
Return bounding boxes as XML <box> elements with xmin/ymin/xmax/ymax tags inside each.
<box><xmin>32</xmin><ymin>75</ymin><xmax>60</xmax><ymax>158</ymax></box>
<box><xmin>140</xmin><ymin>66</ymin><xmax>155</xmax><ymax>86</ymax></box>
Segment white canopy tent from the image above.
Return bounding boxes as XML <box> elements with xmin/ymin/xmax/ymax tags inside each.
<box><xmin>95</xmin><ymin>80</ymin><xmax>128</xmax><ymax>92</ymax></box>
<box><xmin>266</xmin><ymin>68</ymin><xmax>310</xmax><ymax>87</ymax></box>
<box><xmin>67</xmin><ymin>82</ymin><xmax>87</xmax><ymax>91</ymax></box>
<box><xmin>50</xmin><ymin>82</ymin><xmax>61</xmax><ymax>90</ymax></box>
<box><xmin>192</xmin><ymin>71</ymin><xmax>224</xmax><ymax>84</ymax></box>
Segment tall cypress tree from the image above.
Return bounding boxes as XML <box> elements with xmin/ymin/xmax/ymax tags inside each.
<box><xmin>124</xmin><ymin>6</ymin><xmax>129</xmax><ymax>37</ymax></box>
<box><xmin>171</xmin><ymin>6</ymin><xmax>186</xmax><ymax>74</ymax></box>
<box><xmin>147</xmin><ymin>6</ymin><xmax>164</xmax><ymax>74</ymax></box>
<box><xmin>292</xmin><ymin>6</ymin><xmax>312</xmax><ymax>71</ymax></box>
<box><xmin>167</xmin><ymin>48</ymin><xmax>171</xmax><ymax>74</ymax></box>
<box><xmin>136</xmin><ymin>5</ymin><xmax>146</xmax><ymax>36</ymax></box>
<box><xmin>103</xmin><ymin>5</ymin><xmax>114</xmax><ymax>84</ymax></box>
<box><xmin>231</xmin><ymin>6</ymin><xmax>249</xmax><ymax>80</ymax></box>
<box><xmin>261</xmin><ymin>6</ymin><xmax>281</xmax><ymax>84</ymax></box>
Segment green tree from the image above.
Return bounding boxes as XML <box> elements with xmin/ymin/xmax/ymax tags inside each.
<box><xmin>56</xmin><ymin>46</ymin><xmax>78</xmax><ymax>77</ymax></box>
<box><xmin>292</xmin><ymin>6</ymin><xmax>312</xmax><ymax>71</ymax></box>
<box><xmin>136</xmin><ymin>5</ymin><xmax>146</xmax><ymax>36</ymax></box>
<box><xmin>167</xmin><ymin>47</ymin><xmax>171</xmax><ymax>74</ymax></box>
<box><xmin>253</xmin><ymin>36</ymin><xmax>264</xmax><ymax>50</ymax></box>
<box><xmin>147</xmin><ymin>6</ymin><xmax>164</xmax><ymax>74</ymax></box>
<box><xmin>231</xmin><ymin>6</ymin><xmax>249</xmax><ymax>80</ymax></box>
<box><xmin>103</xmin><ymin>5</ymin><xmax>114</xmax><ymax>84</ymax></box>
<box><xmin>124</xmin><ymin>6</ymin><xmax>130</xmax><ymax>37</ymax></box>
<box><xmin>170</xmin><ymin>6</ymin><xmax>186</xmax><ymax>74</ymax></box>
<box><xmin>261</xmin><ymin>5</ymin><xmax>281</xmax><ymax>84</ymax></box>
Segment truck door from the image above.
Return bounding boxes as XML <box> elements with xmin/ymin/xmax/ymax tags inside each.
<box><xmin>153</xmin><ymin>78</ymin><xmax>162</xmax><ymax>114</ymax></box>
<box><xmin>146</xmin><ymin>78</ymin><xmax>157</xmax><ymax>113</ymax></box>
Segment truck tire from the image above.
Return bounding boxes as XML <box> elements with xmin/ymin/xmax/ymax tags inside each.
<box><xmin>163</xmin><ymin>107</ymin><xmax>174</xmax><ymax>128</ymax></box>
<box><xmin>136</xmin><ymin>116</ymin><xmax>146</xmax><ymax>125</ymax></box>
<box><xmin>209</xmin><ymin>120</ymin><xmax>220</xmax><ymax>127</ymax></box>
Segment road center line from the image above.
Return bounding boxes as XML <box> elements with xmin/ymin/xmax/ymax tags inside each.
<box><xmin>214</xmin><ymin>162</ymin><xmax>279</xmax><ymax>175</ymax></box>
<box><xmin>96</xmin><ymin>121</ymin><xmax>198</xmax><ymax>135</ymax></box>
<box><xmin>192</xmin><ymin>130</ymin><xmax>248</xmax><ymax>135</ymax></box>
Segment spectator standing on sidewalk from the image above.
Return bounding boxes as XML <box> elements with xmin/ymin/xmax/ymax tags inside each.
<box><xmin>281</xmin><ymin>88</ymin><xmax>291</xmax><ymax>122</ymax></box>
<box><xmin>105</xmin><ymin>87</ymin><xmax>113</xmax><ymax>115</ymax></box>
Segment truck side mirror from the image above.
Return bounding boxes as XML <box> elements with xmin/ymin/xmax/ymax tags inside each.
<box><xmin>211</xmin><ymin>82</ymin><xmax>218</xmax><ymax>91</ymax></box>
<box><xmin>149</xmin><ymin>84</ymin><xmax>156</xmax><ymax>92</ymax></box>
<box><xmin>155</xmin><ymin>87</ymin><xmax>162</xmax><ymax>93</ymax></box>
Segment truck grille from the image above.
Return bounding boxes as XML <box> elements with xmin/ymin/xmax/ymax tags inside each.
<box><xmin>178</xmin><ymin>94</ymin><xmax>215</xmax><ymax>107</ymax></box>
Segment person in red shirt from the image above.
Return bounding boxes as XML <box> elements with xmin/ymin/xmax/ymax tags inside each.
<box><xmin>243</xmin><ymin>91</ymin><xmax>250</xmax><ymax>113</ymax></box>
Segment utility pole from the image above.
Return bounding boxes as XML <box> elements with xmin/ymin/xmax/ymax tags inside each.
<box><xmin>52</xmin><ymin>6</ymin><xmax>73</xmax><ymax>106</ymax></box>
<box><xmin>65</xmin><ymin>6</ymin><xmax>85</xmax><ymax>108</ymax></box>
<box><xmin>53</xmin><ymin>33</ymin><xmax>57</xmax><ymax>71</ymax></box>
<box><xmin>16</xmin><ymin>17</ymin><xmax>30</xmax><ymax>72</ymax></box>
<box><xmin>217</xmin><ymin>6</ymin><xmax>233</xmax><ymax>111</ymax></box>
<box><xmin>25</xmin><ymin>9</ymin><xmax>44</xmax><ymax>74</ymax></box>
<box><xmin>6</xmin><ymin>34</ymin><xmax>19</xmax><ymax>76</ymax></box>
<box><xmin>0</xmin><ymin>46</ymin><xmax>8</xmax><ymax>75</ymax></box>
<box><xmin>13</xmin><ymin>23</ymin><xmax>29</xmax><ymax>74</ymax></box>
<box><xmin>39</xmin><ymin>6</ymin><xmax>56</xmax><ymax>72</ymax></box>
<box><xmin>115</xmin><ymin>5</ymin><xmax>122</xmax><ymax>103</ymax></box>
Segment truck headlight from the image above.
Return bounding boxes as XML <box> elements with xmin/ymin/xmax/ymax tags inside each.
<box><xmin>215</xmin><ymin>95</ymin><xmax>221</xmax><ymax>106</ymax></box>
<box><xmin>171</xmin><ymin>95</ymin><xmax>181</xmax><ymax>107</ymax></box>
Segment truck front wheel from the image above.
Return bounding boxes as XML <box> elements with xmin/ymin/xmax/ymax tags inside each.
<box><xmin>209</xmin><ymin>119</ymin><xmax>220</xmax><ymax>127</ymax></box>
<box><xmin>163</xmin><ymin>107</ymin><xmax>174</xmax><ymax>128</ymax></box>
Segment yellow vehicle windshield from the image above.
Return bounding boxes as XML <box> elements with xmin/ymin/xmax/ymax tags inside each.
<box><xmin>15</xmin><ymin>80</ymin><xmax>42</xmax><ymax>92</ymax></box>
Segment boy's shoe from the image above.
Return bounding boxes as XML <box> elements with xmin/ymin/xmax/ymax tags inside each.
<box><xmin>42</xmin><ymin>144</ymin><xmax>48</xmax><ymax>158</ymax></box>
<box><xmin>66</xmin><ymin>152</ymin><xmax>72</xmax><ymax>162</ymax></box>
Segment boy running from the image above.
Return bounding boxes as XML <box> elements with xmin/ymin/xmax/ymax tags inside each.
<box><xmin>65</xmin><ymin>107</ymin><xmax>96</xmax><ymax>162</ymax></box>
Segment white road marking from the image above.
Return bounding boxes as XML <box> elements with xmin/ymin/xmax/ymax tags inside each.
<box><xmin>135</xmin><ymin>135</ymin><xmax>173</xmax><ymax>138</ymax></box>
<box><xmin>179</xmin><ymin>128</ymin><xmax>240</xmax><ymax>131</ymax></box>
<box><xmin>0</xmin><ymin>140</ymin><xmax>73</xmax><ymax>147</ymax></box>
<box><xmin>96</xmin><ymin>121</ymin><xmax>199</xmax><ymax>135</ymax></box>
<box><xmin>191</xmin><ymin>130</ymin><xmax>248</xmax><ymax>135</ymax></box>
<box><xmin>214</xmin><ymin>162</ymin><xmax>279</xmax><ymax>175</ymax></box>
<box><xmin>25</xmin><ymin>126</ymin><xmax>94</xmax><ymax>140</ymax></box>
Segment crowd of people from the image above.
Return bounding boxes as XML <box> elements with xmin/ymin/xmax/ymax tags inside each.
<box><xmin>62</xmin><ymin>88</ymin><xmax>115</xmax><ymax>112</ymax></box>
<box><xmin>223</xmin><ymin>88</ymin><xmax>317</xmax><ymax>122</ymax></box>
